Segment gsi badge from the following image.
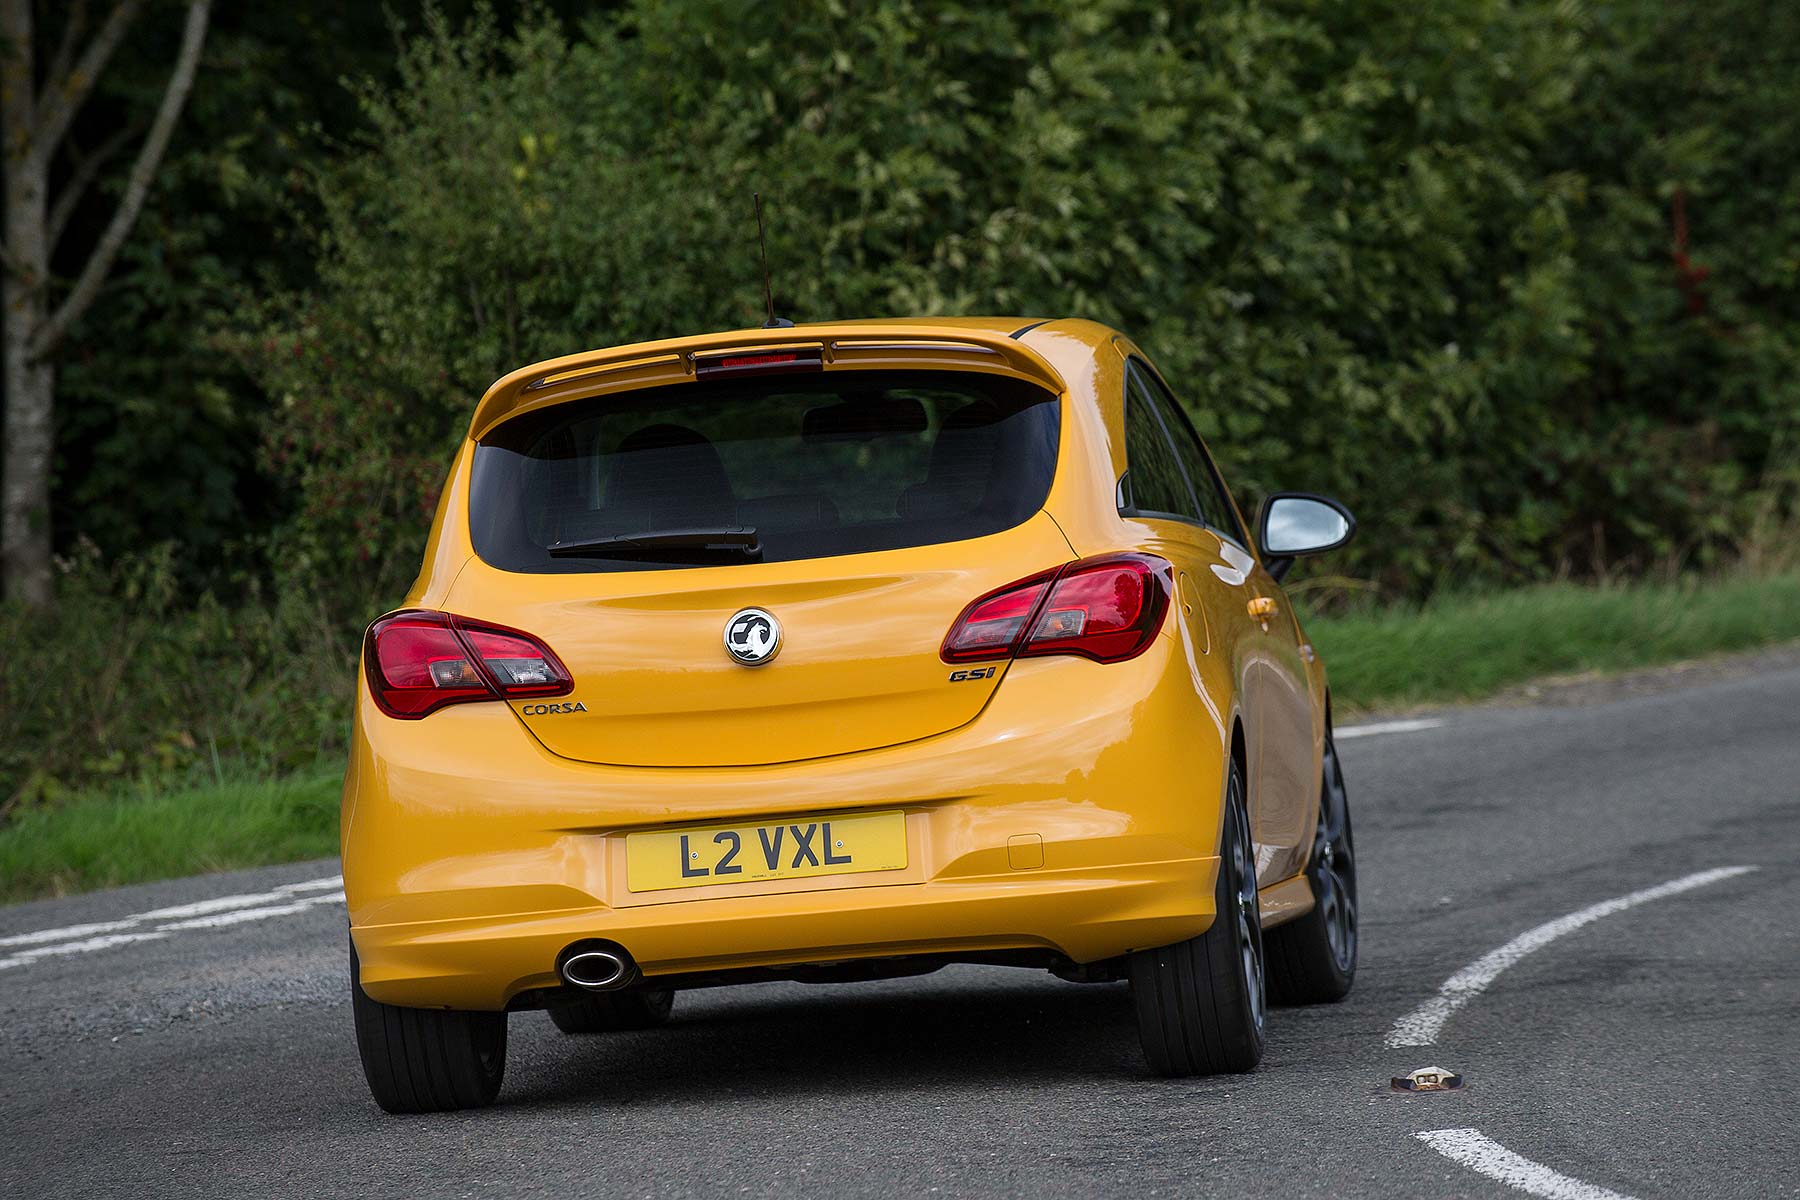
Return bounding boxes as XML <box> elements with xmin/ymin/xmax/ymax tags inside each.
<box><xmin>724</xmin><ymin>608</ymin><xmax>781</xmax><ymax>666</ymax></box>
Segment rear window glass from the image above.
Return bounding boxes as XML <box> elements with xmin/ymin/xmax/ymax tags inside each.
<box><xmin>468</xmin><ymin>370</ymin><xmax>1061</xmax><ymax>572</ymax></box>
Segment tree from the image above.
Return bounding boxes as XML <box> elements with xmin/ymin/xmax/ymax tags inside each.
<box><xmin>253</xmin><ymin>1</ymin><xmax>1799</xmax><ymax>605</ymax></box>
<box><xmin>1</xmin><ymin>0</ymin><xmax>212</xmax><ymax>606</ymax></box>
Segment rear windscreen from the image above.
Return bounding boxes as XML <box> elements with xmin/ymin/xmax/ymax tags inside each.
<box><xmin>467</xmin><ymin>370</ymin><xmax>1061</xmax><ymax>572</ymax></box>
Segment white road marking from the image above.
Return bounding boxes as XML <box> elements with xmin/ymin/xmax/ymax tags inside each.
<box><xmin>137</xmin><ymin>876</ymin><xmax>342</xmax><ymax>922</ymax></box>
<box><xmin>1388</xmin><ymin>864</ymin><xmax>1757</xmax><ymax>1047</ymax></box>
<box><xmin>0</xmin><ymin>875</ymin><xmax>345</xmax><ymax>972</ymax></box>
<box><xmin>154</xmin><ymin>892</ymin><xmax>344</xmax><ymax>932</ymax></box>
<box><xmin>0</xmin><ymin>931</ymin><xmax>174</xmax><ymax>968</ymax></box>
<box><xmin>1416</xmin><ymin>1128</ymin><xmax>1638</xmax><ymax>1200</ymax></box>
<box><xmin>1335</xmin><ymin>718</ymin><xmax>1444</xmax><ymax>739</ymax></box>
<box><xmin>0</xmin><ymin>875</ymin><xmax>343</xmax><ymax>949</ymax></box>
<box><xmin>0</xmin><ymin>919</ymin><xmax>131</xmax><ymax>949</ymax></box>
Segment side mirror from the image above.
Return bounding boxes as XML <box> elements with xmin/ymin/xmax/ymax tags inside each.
<box><xmin>1256</xmin><ymin>492</ymin><xmax>1355</xmax><ymax>582</ymax></box>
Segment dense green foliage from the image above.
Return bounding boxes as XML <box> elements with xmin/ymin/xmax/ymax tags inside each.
<box><xmin>6</xmin><ymin>0</ymin><xmax>1798</xmax><ymax>810</ymax></box>
<box><xmin>50</xmin><ymin>6</ymin><xmax>417</xmax><ymax>582</ymax></box>
<box><xmin>249</xmin><ymin>0</ymin><xmax>1800</xmax><ymax>611</ymax></box>
<box><xmin>0</xmin><ymin>547</ymin><xmax>351</xmax><ymax>811</ymax></box>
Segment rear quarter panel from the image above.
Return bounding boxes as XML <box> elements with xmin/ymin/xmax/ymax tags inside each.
<box><xmin>1023</xmin><ymin>322</ymin><xmax>1324</xmax><ymax>884</ymax></box>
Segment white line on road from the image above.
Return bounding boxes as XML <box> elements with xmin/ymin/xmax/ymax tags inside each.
<box><xmin>1387</xmin><ymin>864</ymin><xmax>1757</xmax><ymax>1047</ymax></box>
<box><xmin>0</xmin><ymin>876</ymin><xmax>346</xmax><ymax>972</ymax></box>
<box><xmin>1335</xmin><ymin>718</ymin><xmax>1444</xmax><ymax>739</ymax></box>
<box><xmin>1416</xmin><ymin>1129</ymin><xmax>1638</xmax><ymax>1200</ymax></box>
<box><xmin>0</xmin><ymin>893</ymin><xmax>344</xmax><ymax>970</ymax></box>
<box><xmin>0</xmin><ymin>875</ymin><xmax>343</xmax><ymax>949</ymax></box>
<box><xmin>137</xmin><ymin>876</ymin><xmax>342</xmax><ymax>923</ymax></box>
<box><xmin>0</xmin><ymin>930</ymin><xmax>173</xmax><ymax>969</ymax></box>
<box><xmin>154</xmin><ymin>892</ymin><xmax>344</xmax><ymax>932</ymax></box>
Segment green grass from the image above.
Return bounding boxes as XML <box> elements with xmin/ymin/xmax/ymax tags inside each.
<box><xmin>1309</xmin><ymin>571</ymin><xmax>1800</xmax><ymax>713</ymax></box>
<box><xmin>0</xmin><ymin>765</ymin><xmax>341</xmax><ymax>904</ymax></box>
<box><xmin>6</xmin><ymin>570</ymin><xmax>1800</xmax><ymax>905</ymax></box>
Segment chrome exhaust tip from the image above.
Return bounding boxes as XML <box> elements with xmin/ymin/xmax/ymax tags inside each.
<box><xmin>559</xmin><ymin>945</ymin><xmax>635</xmax><ymax>992</ymax></box>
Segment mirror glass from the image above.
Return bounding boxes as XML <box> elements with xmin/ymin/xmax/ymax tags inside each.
<box><xmin>1263</xmin><ymin>496</ymin><xmax>1350</xmax><ymax>555</ymax></box>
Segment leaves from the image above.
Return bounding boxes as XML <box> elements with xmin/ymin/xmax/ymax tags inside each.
<box><xmin>95</xmin><ymin>0</ymin><xmax>1800</xmax><ymax>606</ymax></box>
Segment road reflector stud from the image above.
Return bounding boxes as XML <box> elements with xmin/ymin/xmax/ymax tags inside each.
<box><xmin>1392</xmin><ymin>1066</ymin><xmax>1464</xmax><ymax>1092</ymax></box>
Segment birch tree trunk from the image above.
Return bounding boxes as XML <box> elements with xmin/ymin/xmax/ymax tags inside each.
<box><xmin>0</xmin><ymin>0</ymin><xmax>211</xmax><ymax>608</ymax></box>
<box><xmin>1</xmin><ymin>276</ymin><xmax>55</xmax><ymax>610</ymax></box>
<box><xmin>2</xmin><ymin>0</ymin><xmax>52</xmax><ymax>606</ymax></box>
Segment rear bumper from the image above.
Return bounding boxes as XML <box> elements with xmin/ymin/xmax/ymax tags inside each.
<box><xmin>353</xmin><ymin>855</ymin><xmax>1217</xmax><ymax>1009</ymax></box>
<box><xmin>344</xmin><ymin>640</ymin><xmax>1233</xmax><ymax>1010</ymax></box>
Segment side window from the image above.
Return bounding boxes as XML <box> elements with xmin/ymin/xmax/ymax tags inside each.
<box><xmin>1120</xmin><ymin>370</ymin><xmax>1202</xmax><ymax>522</ymax></box>
<box><xmin>1132</xmin><ymin>361</ymin><xmax>1246</xmax><ymax>547</ymax></box>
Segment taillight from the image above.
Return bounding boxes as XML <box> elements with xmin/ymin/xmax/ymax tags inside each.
<box><xmin>941</xmin><ymin>569</ymin><xmax>1059</xmax><ymax>663</ymax></box>
<box><xmin>1019</xmin><ymin>555</ymin><xmax>1172</xmax><ymax>662</ymax></box>
<box><xmin>364</xmin><ymin>614</ymin><xmax>491</xmax><ymax>717</ymax></box>
<box><xmin>364</xmin><ymin>610</ymin><xmax>572</xmax><ymax>719</ymax></box>
<box><xmin>940</xmin><ymin>555</ymin><xmax>1172</xmax><ymax>666</ymax></box>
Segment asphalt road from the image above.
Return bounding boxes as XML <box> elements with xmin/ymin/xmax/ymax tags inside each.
<box><xmin>4</xmin><ymin>657</ymin><xmax>1797</xmax><ymax>1199</ymax></box>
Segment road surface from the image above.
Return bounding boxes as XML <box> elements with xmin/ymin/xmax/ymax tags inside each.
<box><xmin>4</xmin><ymin>656</ymin><xmax>1796</xmax><ymax>1198</ymax></box>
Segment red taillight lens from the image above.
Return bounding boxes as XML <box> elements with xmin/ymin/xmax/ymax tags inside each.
<box><xmin>940</xmin><ymin>555</ymin><xmax>1172</xmax><ymax>667</ymax></box>
<box><xmin>1020</xmin><ymin>556</ymin><xmax>1170</xmax><ymax>663</ymax></box>
<box><xmin>941</xmin><ymin>570</ymin><xmax>1058</xmax><ymax>663</ymax></box>
<box><xmin>366</xmin><ymin>614</ymin><xmax>491</xmax><ymax>717</ymax></box>
<box><xmin>364</xmin><ymin>610</ymin><xmax>572</xmax><ymax>719</ymax></box>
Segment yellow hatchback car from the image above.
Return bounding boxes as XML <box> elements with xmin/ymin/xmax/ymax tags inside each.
<box><xmin>343</xmin><ymin>318</ymin><xmax>1359</xmax><ymax>1112</ymax></box>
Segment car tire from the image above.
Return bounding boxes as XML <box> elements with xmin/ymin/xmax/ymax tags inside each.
<box><xmin>548</xmin><ymin>988</ymin><xmax>676</xmax><ymax>1033</ymax></box>
<box><xmin>1265</xmin><ymin>731</ymin><xmax>1358</xmax><ymax>1005</ymax></box>
<box><xmin>1129</xmin><ymin>757</ymin><xmax>1266</xmax><ymax>1076</ymax></box>
<box><xmin>349</xmin><ymin>941</ymin><xmax>506</xmax><ymax>1113</ymax></box>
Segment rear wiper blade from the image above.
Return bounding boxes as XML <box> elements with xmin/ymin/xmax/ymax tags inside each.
<box><xmin>547</xmin><ymin>526</ymin><xmax>761</xmax><ymax>560</ymax></box>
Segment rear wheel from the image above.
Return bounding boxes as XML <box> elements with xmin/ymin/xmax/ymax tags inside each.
<box><xmin>548</xmin><ymin>988</ymin><xmax>675</xmax><ymax>1033</ymax></box>
<box><xmin>1129</xmin><ymin>758</ymin><xmax>1266</xmax><ymax>1076</ymax></box>
<box><xmin>350</xmin><ymin>941</ymin><xmax>506</xmax><ymax>1114</ymax></box>
<box><xmin>1265</xmin><ymin>731</ymin><xmax>1357</xmax><ymax>1004</ymax></box>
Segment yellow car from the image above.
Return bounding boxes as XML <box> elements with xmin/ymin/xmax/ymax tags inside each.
<box><xmin>343</xmin><ymin>318</ymin><xmax>1359</xmax><ymax>1112</ymax></box>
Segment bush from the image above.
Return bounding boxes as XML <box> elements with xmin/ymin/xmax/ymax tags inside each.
<box><xmin>0</xmin><ymin>544</ymin><xmax>355</xmax><ymax>813</ymax></box>
<box><xmin>245</xmin><ymin>0</ymin><xmax>1800</xmax><ymax>609</ymax></box>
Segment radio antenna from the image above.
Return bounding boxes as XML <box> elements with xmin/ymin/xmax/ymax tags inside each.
<box><xmin>753</xmin><ymin>193</ymin><xmax>792</xmax><ymax>329</ymax></box>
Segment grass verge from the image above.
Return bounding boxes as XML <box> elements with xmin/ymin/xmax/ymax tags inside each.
<box><xmin>1308</xmin><ymin>571</ymin><xmax>1800</xmax><ymax>712</ymax></box>
<box><xmin>0</xmin><ymin>765</ymin><xmax>340</xmax><ymax>904</ymax></box>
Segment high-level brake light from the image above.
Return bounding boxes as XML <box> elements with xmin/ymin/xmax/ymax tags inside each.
<box><xmin>941</xmin><ymin>554</ymin><xmax>1173</xmax><ymax>666</ymax></box>
<box><xmin>365</xmin><ymin>610</ymin><xmax>572</xmax><ymax>719</ymax></box>
<box><xmin>693</xmin><ymin>348</ymin><xmax>824</xmax><ymax>381</ymax></box>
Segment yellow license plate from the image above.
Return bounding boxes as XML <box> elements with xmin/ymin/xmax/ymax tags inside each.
<box><xmin>626</xmin><ymin>810</ymin><xmax>907</xmax><ymax>893</ymax></box>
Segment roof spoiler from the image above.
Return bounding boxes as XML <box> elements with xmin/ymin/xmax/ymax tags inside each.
<box><xmin>467</xmin><ymin>327</ymin><xmax>1065</xmax><ymax>440</ymax></box>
